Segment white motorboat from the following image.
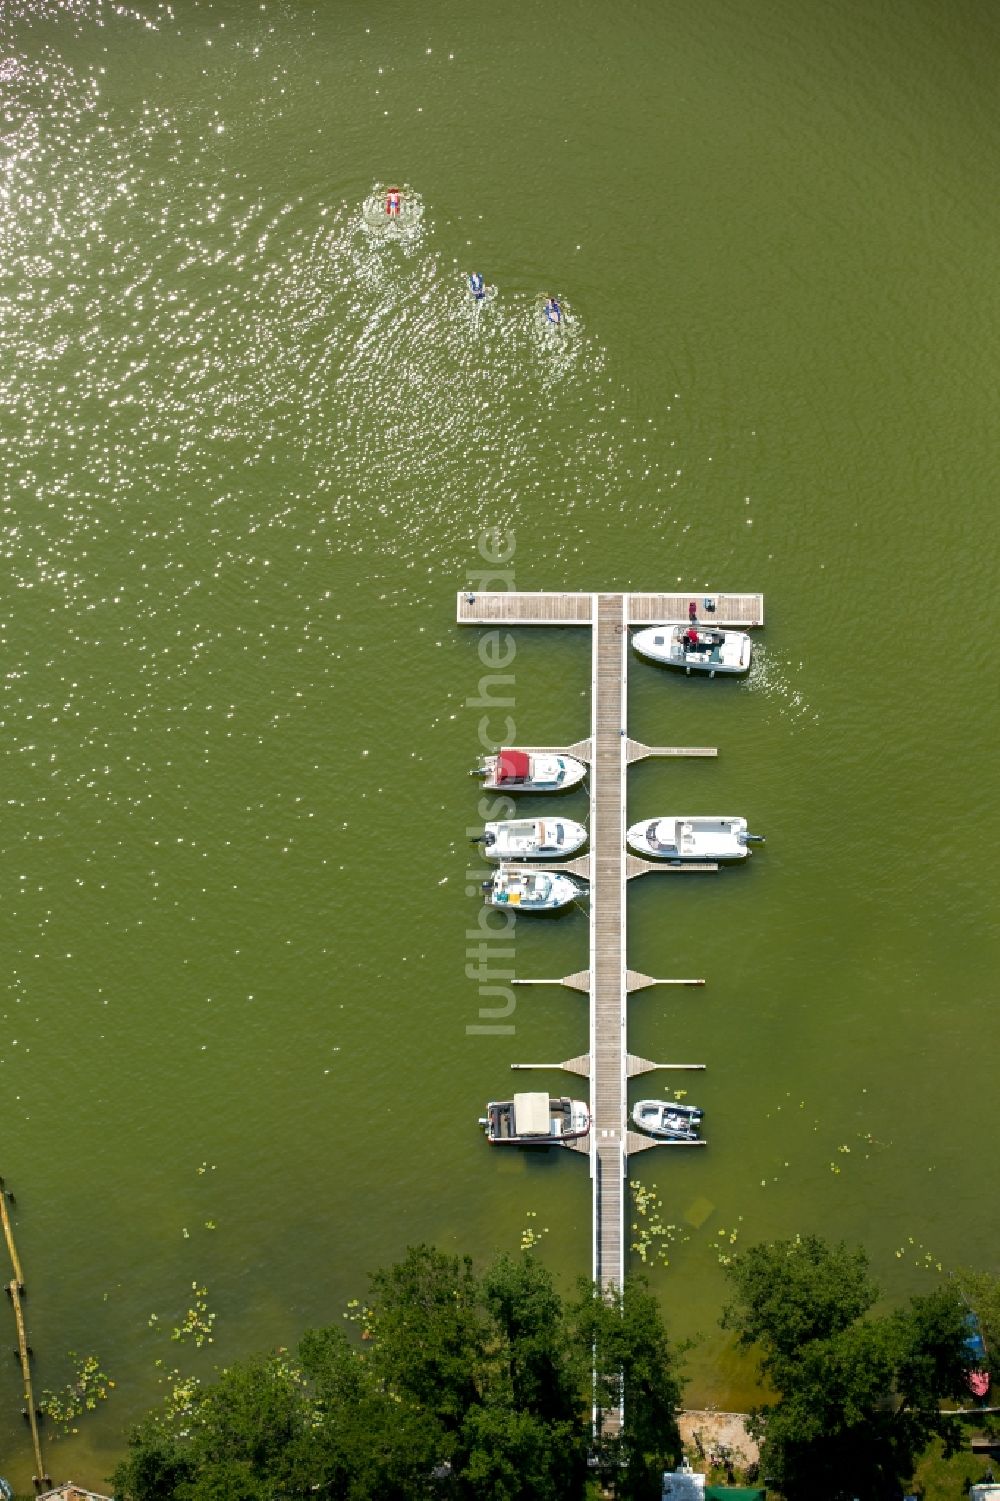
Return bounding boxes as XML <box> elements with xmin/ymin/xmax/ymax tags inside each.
<box><xmin>483</xmin><ymin>867</ymin><xmax>585</xmax><ymax>911</ymax></box>
<box><xmin>478</xmin><ymin>817</ymin><xmax>587</xmax><ymax>862</ymax></box>
<box><xmin>474</xmin><ymin>748</ymin><xmax>587</xmax><ymax>793</ymax></box>
<box><xmin>480</xmin><ymin>1092</ymin><xmax>590</xmax><ymax>1145</ymax></box>
<box><xmin>632</xmin><ymin>622</ymin><xmax>752</xmax><ymax>676</ymax></box>
<box><xmin>627</xmin><ymin>816</ymin><xmax>765</xmax><ymax>861</ymax></box>
<box><xmin>632</xmin><ymin>1099</ymin><xmax>704</xmax><ymax>1142</ymax></box>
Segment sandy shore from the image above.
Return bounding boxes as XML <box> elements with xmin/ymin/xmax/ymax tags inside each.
<box><xmin>679</xmin><ymin>1410</ymin><xmax>760</xmax><ymax>1466</ymax></box>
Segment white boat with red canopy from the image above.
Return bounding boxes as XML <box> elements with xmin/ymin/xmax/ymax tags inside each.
<box><xmin>480</xmin><ymin>1092</ymin><xmax>590</xmax><ymax>1145</ymax></box>
<box><xmin>479</xmin><ymin>817</ymin><xmax>587</xmax><ymax>861</ymax></box>
<box><xmin>475</xmin><ymin>748</ymin><xmax>587</xmax><ymax>792</ymax></box>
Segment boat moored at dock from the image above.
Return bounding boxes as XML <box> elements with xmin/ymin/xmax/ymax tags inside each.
<box><xmin>627</xmin><ymin>816</ymin><xmax>764</xmax><ymax>861</ymax></box>
<box><xmin>631</xmin><ymin>1098</ymin><xmax>704</xmax><ymax>1141</ymax></box>
<box><xmin>478</xmin><ymin>817</ymin><xmax>588</xmax><ymax>861</ymax></box>
<box><xmin>632</xmin><ymin>623</ymin><xmax>752</xmax><ymax>676</ymax></box>
<box><xmin>480</xmin><ymin>1092</ymin><xmax>590</xmax><ymax>1145</ymax></box>
<box><xmin>483</xmin><ymin>867</ymin><xmax>585</xmax><ymax>911</ymax></box>
<box><xmin>474</xmin><ymin>748</ymin><xmax>587</xmax><ymax>792</ymax></box>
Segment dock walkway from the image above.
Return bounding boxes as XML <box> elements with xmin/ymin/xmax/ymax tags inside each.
<box><xmin>459</xmin><ymin>588</ymin><xmax>764</xmax><ymax>1422</ymax></box>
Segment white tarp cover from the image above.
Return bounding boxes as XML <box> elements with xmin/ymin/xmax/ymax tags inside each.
<box><xmin>661</xmin><ymin>1464</ymin><xmax>706</xmax><ymax>1500</ymax></box>
<box><xmin>513</xmin><ymin>1093</ymin><xmax>551</xmax><ymax>1135</ymax></box>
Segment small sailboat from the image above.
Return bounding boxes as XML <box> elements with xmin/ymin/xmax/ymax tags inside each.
<box><xmin>483</xmin><ymin>867</ymin><xmax>585</xmax><ymax>911</ymax></box>
<box><xmin>480</xmin><ymin>1092</ymin><xmax>590</xmax><ymax>1145</ymax></box>
<box><xmin>631</xmin><ymin>1099</ymin><xmax>704</xmax><ymax>1141</ymax></box>
<box><xmin>632</xmin><ymin>622</ymin><xmax>753</xmax><ymax>676</ymax></box>
<box><xmin>627</xmin><ymin>816</ymin><xmax>764</xmax><ymax>861</ymax></box>
<box><xmin>473</xmin><ymin>748</ymin><xmax>587</xmax><ymax>793</ymax></box>
<box><xmin>478</xmin><ymin>817</ymin><xmax>587</xmax><ymax>862</ymax></box>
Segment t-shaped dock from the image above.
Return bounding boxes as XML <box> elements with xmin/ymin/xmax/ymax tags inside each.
<box><xmin>459</xmin><ymin>590</ymin><xmax>765</xmax><ymax>1302</ymax></box>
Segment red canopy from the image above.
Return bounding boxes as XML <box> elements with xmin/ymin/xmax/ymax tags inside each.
<box><xmin>497</xmin><ymin>750</ymin><xmax>530</xmax><ymax>783</ymax></box>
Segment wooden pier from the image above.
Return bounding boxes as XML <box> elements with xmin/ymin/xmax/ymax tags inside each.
<box><xmin>459</xmin><ymin>586</ymin><xmax>764</xmax><ymax>1423</ymax></box>
<box><xmin>1</xmin><ymin>1182</ymin><xmax>48</xmax><ymax>1486</ymax></box>
<box><xmin>457</xmin><ymin>591</ymin><xmax>765</xmax><ymax>628</ymax></box>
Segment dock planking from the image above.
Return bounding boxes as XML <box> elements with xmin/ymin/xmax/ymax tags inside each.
<box><xmin>457</xmin><ymin>590</ymin><xmax>764</xmax><ymax>628</ymax></box>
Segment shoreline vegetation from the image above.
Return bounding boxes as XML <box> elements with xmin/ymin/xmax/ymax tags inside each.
<box><xmin>39</xmin><ymin>1237</ymin><xmax>987</xmax><ymax>1501</ymax></box>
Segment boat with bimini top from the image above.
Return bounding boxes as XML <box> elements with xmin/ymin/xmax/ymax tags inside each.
<box><xmin>631</xmin><ymin>1098</ymin><xmax>704</xmax><ymax>1141</ymax></box>
<box><xmin>632</xmin><ymin>621</ymin><xmax>753</xmax><ymax>676</ymax></box>
<box><xmin>483</xmin><ymin>867</ymin><xmax>584</xmax><ymax>911</ymax></box>
<box><xmin>477</xmin><ymin>817</ymin><xmax>587</xmax><ymax>861</ymax></box>
<box><xmin>627</xmin><ymin>816</ymin><xmax>764</xmax><ymax>861</ymax></box>
<box><xmin>480</xmin><ymin>1092</ymin><xmax>590</xmax><ymax>1145</ymax></box>
<box><xmin>474</xmin><ymin>748</ymin><xmax>587</xmax><ymax>792</ymax></box>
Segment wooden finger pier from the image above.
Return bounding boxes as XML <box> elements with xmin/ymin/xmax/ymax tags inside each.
<box><xmin>459</xmin><ymin>589</ymin><xmax>764</xmax><ymax>1426</ymax></box>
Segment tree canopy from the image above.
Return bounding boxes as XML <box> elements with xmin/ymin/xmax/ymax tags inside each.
<box><xmin>722</xmin><ymin>1235</ymin><xmax>977</xmax><ymax>1501</ymax></box>
<box><xmin>111</xmin><ymin>1246</ymin><xmax>682</xmax><ymax>1501</ymax></box>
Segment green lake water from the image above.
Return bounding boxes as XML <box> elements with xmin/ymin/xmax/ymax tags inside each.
<box><xmin>0</xmin><ymin>0</ymin><xmax>998</xmax><ymax>1486</ymax></box>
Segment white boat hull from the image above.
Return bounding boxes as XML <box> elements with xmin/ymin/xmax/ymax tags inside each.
<box><xmin>632</xmin><ymin>624</ymin><xmax>752</xmax><ymax>676</ymax></box>
<box><xmin>627</xmin><ymin>816</ymin><xmax>763</xmax><ymax>861</ymax></box>
<box><xmin>481</xmin><ymin>817</ymin><xmax>587</xmax><ymax>861</ymax></box>
<box><xmin>484</xmin><ymin>868</ymin><xmax>584</xmax><ymax>911</ymax></box>
<box><xmin>481</xmin><ymin>1093</ymin><xmax>590</xmax><ymax>1144</ymax></box>
<box><xmin>632</xmin><ymin>1099</ymin><xmax>703</xmax><ymax>1140</ymax></box>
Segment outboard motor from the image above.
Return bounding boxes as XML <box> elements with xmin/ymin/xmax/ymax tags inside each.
<box><xmin>740</xmin><ymin>832</ymin><xmax>766</xmax><ymax>845</ymax></box>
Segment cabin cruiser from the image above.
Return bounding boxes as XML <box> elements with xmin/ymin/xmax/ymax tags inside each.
<box><xmin>632</xmin><ymin>623</ymin><xmax>752</xmax><ymax>676</ymax></box>
<box><xmin>627</xmin><ymin>816</ymin><xmax>764</xmax><ymax>861</ymax></box>
<box><xmin>480</xmin><ymin>1092</ymin><xmax>590</xmax><ymax>1145</ymax></box>
<box><xmin>632</xmin><ymin>1099</ymin><xmax>704</xmax><ymax>1141</ymax></box>
<box><xmin>478</xmin><ymin>817</ymin><xmax>587</xmax><ymax>862</ymax></box>
<box><xmin>483</xmin><ymin>867</ymin><xmax>584</xmax><ymax>911</ymax></box>
<box><xmin>474</xmin><ymin>748</ymin><xmax>587</xmax><ymax>792</ymax></box>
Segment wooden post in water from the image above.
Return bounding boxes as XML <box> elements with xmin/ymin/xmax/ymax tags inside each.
<box><xmin>0</xmin><ymin>1186</ymin><xmax>47</xmax><ymax>1485</ymax></box>
<box><xmin>9</xmin><ymin>1280</ymin><xmax>45</xmax><ymax>1482</ymax></box>
<box><xmin>0</xmin><ymin>1189</ymin><xmax>25</xmax><ymax>1292</ymax></box>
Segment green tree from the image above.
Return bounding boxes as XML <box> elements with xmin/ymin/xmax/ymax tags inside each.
<box><xmin>299</xmin><ymin>1324</ymin><xmax>444</xmax><ymax>1499</ymax></box>
<box><xmin>954</xmin><ymin>1267</ymin><xmax>1000</xmax><ymax>1365</ymax></box>
<box><xmin>722</xmin><ymin>1236</ymin><xmax>974</xmax><ymax>1501</ymax></box>
<box><xmin>365</xmin><ymin>1244</ymin><xmax>485</xmax><ymax>1432</ymax></box>
<box><xmin>481</xmin><ymin>1253</ymin><xmax>584</xmax><ymax>1424</ymax></box>
<box><xmin>111</xmin><ymin>1246</ymin><xmax>682</xmax><ymax>1501</ymax></box>
<box><xmin>573</xmin><ymin>1277</ymin><xmax>683</xmax><ymax>1501</ymax></box>
<box><xmin>721</xmin><ymin>1233</ymin><xmax>878</xmax><ymax>1371</ymax></box>
<box><xmin>111</xmin><ymin>1354</ymin><xmax>316</xmax><ymax>1501</ymax></box>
